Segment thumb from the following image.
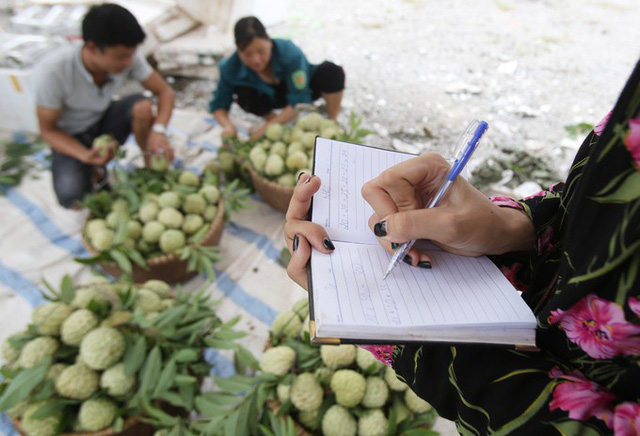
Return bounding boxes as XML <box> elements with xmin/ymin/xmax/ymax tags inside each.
<box><xmin>373</xmin><ymin>208</ymin><xmax>456</xmax><ymax>244</ymax></box>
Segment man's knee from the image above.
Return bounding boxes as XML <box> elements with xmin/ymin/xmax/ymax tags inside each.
<box><xmin>56</xmin><ymin>185</ymin><xmax>89</xmax><ymax>209</ymax></box>
<box><xmin>53</xmin><ymin>170</ymin><xmax>91</xmax><ymax>209</ymax></box>
<box><xmin>131</xmin><ymin>99</ymin><xmax>153</xmax><ymax>121</ymax></box>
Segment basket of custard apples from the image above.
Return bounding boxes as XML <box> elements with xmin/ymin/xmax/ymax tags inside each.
<box><xmin>78</xmin><ymin>163</ymin><xmax>248</xmax><ymax>284</ymax></box>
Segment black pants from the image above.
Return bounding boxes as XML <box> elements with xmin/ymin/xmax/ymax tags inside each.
<box><xmin>235</xmin><ymin>61</ymin><xmax>345</xmax><ymax>116</ymax></box>
<box><xmin>52</xmin><ymin>94</ymin><xmax>147</xmax><ymax>208</ymax></box>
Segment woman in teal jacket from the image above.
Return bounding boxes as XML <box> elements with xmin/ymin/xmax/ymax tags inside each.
<box><xmin>209</xmin><ymin>16</ymin><xmax>345</xmax><ymax>140</ymax></box>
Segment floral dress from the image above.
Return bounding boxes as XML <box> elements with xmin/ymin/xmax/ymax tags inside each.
<box><xmin>381</xmin><ymin>60</ymin><xmax>640</xmax><ymax>435</ymax></box>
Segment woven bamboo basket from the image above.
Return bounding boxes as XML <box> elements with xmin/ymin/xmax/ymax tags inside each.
<box><xmin>247</xmin><ymin>165</ymin><xmax>294</xmax><ymax>213</ymax></box>
<box><xmin>83</xmin><ymin>201</ymin><xmax>225</xmax><ymax>284</ymax></box>
<box><xmin>12</xmin><ymin>416</ymin><xmax>154</xmax><ymax>436</ymax></box>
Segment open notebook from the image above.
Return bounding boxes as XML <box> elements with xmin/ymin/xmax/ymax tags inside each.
<box><xmin>308</xmin><ymin>137</ymin><xmax>537</xmax><ymax>347</ymax></box>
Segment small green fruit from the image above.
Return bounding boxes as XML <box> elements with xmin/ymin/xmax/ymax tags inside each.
<box><xmin>138</xmin><ymin>202</ymin><xmax>159</xmax><ymax>223</ymax></box>
<box><xmin>183</xmin><ymin>194</ymin><xmax>206</xmax><ymax>215</ymax></box>
<box><xmin>178</xmin><ymin>170</ymin><xmax>200</xmax><ymax>187</ymax></box>
<box><xmin>158</xmin><ymin>191</ymin><xmax>181</xmax><ymax>209</ymax></box>
<box><xmin>150</xmin><ymin>154</ymin><xmax>170</xmax><ymax>171</ymax></box>
<box><xmin>203</xmin><ymin>205</ymin><xmax>218</xmax><ymax>221</ymax></box>
<box><xmin>199</xmin><ymin>185</ymin><xmax>220</xmax><ymax>204</ymax></box>
<box><xmin>265</xmin><ymin>154</ymin><xmax>285</xmax><ymax>177</ymax></box>
<box><xmin>183</xmin><ymin>214</ymin><xmax>204</xmax><ymax>234</ymax></box>
<box><xmin>92</xmin><ymin>134</ymin><xmax>113</xmax><ymax>157</ymax></box>
<box><xmin>158</xmin><ymin>207</ymin><xmax>184</xmax><ymax>229</ymax></box>
<box><xmin>142</xmin><ymin>221</ymin><xmax>166</xmax><ymax>243</ymax></box>
<box><xmin>92</xmin><ymin>228</ymin><xmax>115</xmax><ymax>251</ymax></box>
<box><xmin>159</xmin><ymin>229</ymin><xmax>186</xmax><ymax>253</ymax></box>
<box><xmin>265</xmin><ymin>123</ymin><xmax>284</xmax><ymax>141</ymax></box>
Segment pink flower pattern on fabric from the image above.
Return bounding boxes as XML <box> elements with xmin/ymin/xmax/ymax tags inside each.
<box><xmin>524</xmin><ymin>190</ymin><xmax>548</xmax><ymax>201</ymax></box>
<box><xmin>624</xmin><ymin>118</ymin><xmax>640</xmax><ymax>170</ymax></box>
<box><xmin>613</xmin><ymin>402</ymin><xmax>640</xmax><ymax>436</ymax></box>
<box><xmin>490</xmin><ymin>196</ymin><xmax>523</xmax><ymax>209</ymax></box>
<box><xmin>358</xmin><ymin>344</ymin><xmax>394</xmax><ymax>367</ymax></box>
<box><xmin>594</xmin><ymin>110</ymin><xmax>613</xmax><ymax>136</ymax></box>
<box><xmin>548</xmin><ymin>367</ymin><xmax>614</xmax><ymax>426</ymax></box>
<box><xmin>499</xmin><ymin>263</ymin><xmax>528</xmax><ymax>293</ymax></box>
<box><xmin>549</xmin><ymin>294</ymin><xmax>640</xmax><ymax>359</ymax></box>
<box><xmin>548</xmin><ymin>182</ymin><xmax>563</xmax><ymax>193</ymax></box>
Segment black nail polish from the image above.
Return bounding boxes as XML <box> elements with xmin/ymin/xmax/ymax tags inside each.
<box><xmin>293</xmin><ymin>234</ymin><xmax>299</xmax><ymax>252</ymax></box>
<box><xmin>374</xmin><ymin>221</ymin><xmax>387</xmax><ymax>237</ymax></box>
<box><xmin>297</xmin><ymin>172</ymin><xmax>306</xmax><ymax>182</ymax></box>
<box><xmin>391</xmin><ymin>242</ymin><xmax>399</xmax><ymax>250</ymax></box>
<box><xmin>305</xmin><ymin>175</ymin><xmax>315</xmax><ymax>184</ymax></box>
<box><xmin>323</xmin><ymin>237</ymin><xmax>335</xmax><ymax>250</ymax></box>
<box><xmin>402</xmin><ymin>255</ymin><xmax>412</xmax><ymax>265</ymax></box>
<box><xmin>418</xmin><ymin>261</ymin><xmax>432</xmax><ymax>269</ymax></box>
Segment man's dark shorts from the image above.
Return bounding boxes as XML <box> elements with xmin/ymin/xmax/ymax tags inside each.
<box><xmin>52</xmin><ymin>94</ymin><xmax>147</xmax><ymax>208</ymax></box>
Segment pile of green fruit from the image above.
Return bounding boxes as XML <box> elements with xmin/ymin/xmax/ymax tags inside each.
<box><xmin>80</xmin><ymin>165</ymin><xmax>248</xmax><ymax>280</ymax></box>
<box><xmin>247</xmin><ymin>113</ymin><xmax>339</xmax><ymax>187</ymax></box>
<box><xmin>0</xmin><ymin>276</ymin><xmax>249</xmax><ymax>436</ymax></box>
<box><xmin>181</xmin><ymin>298</ymin><xmax>437</xmax><ymax>436</ymax></box>
<box><xmin>215</xmin><ymin>112</ymin><xmax>374</xmax><ymax>189</ymax></box>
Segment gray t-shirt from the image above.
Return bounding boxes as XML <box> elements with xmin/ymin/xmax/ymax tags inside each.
<box><xmin>33</xmin><ymin>44</ymin><xmax>153</xmax><ymax>134</ymax></box>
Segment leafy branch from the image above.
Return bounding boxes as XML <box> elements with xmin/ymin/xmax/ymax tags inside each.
<box><xmin>0</xmin><ymin>139</ymin><xmax>47</xmax><ymax>192</ymax></box>
<box><xmin>338</xmin><ymin>111</ymin><xmax>375</xmax><ymax>144</ymax></box>
<box><xmin>221</xmin><ymin>178</ymin><xmax>252</xmax><ymax>222</ymax></box>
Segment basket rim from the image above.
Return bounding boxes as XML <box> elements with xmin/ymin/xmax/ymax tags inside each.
<box><xmin>246</xmin><ymin>164</ymin><xmax>295</xmax><ymax>195</ymax></box>
<box><xmin>83</xmin><ymin>200</ymin><xmax>225</xmax><ymax>268</ymax></box>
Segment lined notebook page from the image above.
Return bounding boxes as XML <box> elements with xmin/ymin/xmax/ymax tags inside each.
<box><xmin>312</xmin><ymin>138</ymin><xmax>415</xmax><ymax>244</ymax></box>
<box><xmin>312</xmin><ymin>242</ymin><xmax>536</xmax><ymax>330</ymax></box>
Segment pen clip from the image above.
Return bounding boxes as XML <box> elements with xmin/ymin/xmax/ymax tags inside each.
<box><xmin>448</xmin><ymin>120</ymin><xmax>489</xmax><ymax>182</ymax></box>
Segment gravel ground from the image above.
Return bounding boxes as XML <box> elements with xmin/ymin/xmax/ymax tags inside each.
<box><xmin>168</xmin><ymin>0</ymin><xmax>640</xmax><ymax>196</ymax></box>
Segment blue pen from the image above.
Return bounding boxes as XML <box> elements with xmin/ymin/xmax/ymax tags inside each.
<box><xmin>382</xmin><ymin>119</ymin><xmax>489</xmax><ymax>279</ymax></box>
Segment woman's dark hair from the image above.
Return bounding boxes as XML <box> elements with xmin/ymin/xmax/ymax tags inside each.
<box><xmin>234</xmin><ymin>16</ymin><xmax>270</xmax><ymax>51</ymax></box>
<box><xmin>82</xmin><ymin>3</ymin><xmax>145</xmax><ymax>49</ymax></box>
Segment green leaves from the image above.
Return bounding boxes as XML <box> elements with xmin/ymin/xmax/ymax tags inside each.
<box><xmin>59</xmin><ymin>275</ymin><xmax>75</xmax><ymax>304</ymax></box>
<box><xmin>338</xmin><ymin>111</ymin><xmax>375</xmax><ymax>144</ymax></box>
<box><xmin>0</xmin><ymin>139</ymin><xmax>46</xmax><ymax>192</ymax></box>
<box><xmin>0</xmin><ymin>357</ymin><xmax>50</xmax><ymax>411</ymax></box>
<box><xmin>174</xmin><ymin>349</ymin><xmax>201</xmax><ymax>363</ymax></box>
<box><xmin>213</xmin><ymin>375</ymin><xmax>254</xmax><ymax>393</ymax></box>
<box><xmin>258</xmin><ymin>412</ymin><xmax>298</xmax><ymax>436</ymax></box>
<box><xmin>139</xmin><ymin>346</ymin><xmax>163</xmax><ymax>398</ymax></box>
<box><xmin>109</xmin><ymin>248</ymin><xmax>132</xmax><ymax>274</ymax></box>
<box><xmin>180</xmin><ymin>245</ymin><xmax>221</xmax><ymax>281</ymax></box>
<box><xmin>564</xmin><ymin>122</ymin><xmax>594</xmax><ymax>139</ymax></box>
<box><xmin>222</xmin><ymin>178</ymin><xmax>252</xmax><ymax>222</ymax></box>
<box><xmin>124</xmin><ymin>336</ymin><xmax>147</xmax><ymax>376</ymax></box>
<box><xmin>153</xmin><ymin>359</ymin><xmax>177</xmax><ymax>397</ymax></box>
<box><xmin>78</xmin><ymin>190</ymin><xmax>112</xmax><ymax>218</ymax></box>
<box><xmin>39</xmin><ymin>274</ymin><xmax>75</xmax><ymax>303</ymax></box>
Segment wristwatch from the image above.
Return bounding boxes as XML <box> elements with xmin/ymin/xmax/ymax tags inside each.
<box><xmin>152</xmin><ymin>123</ymin><xmax>167</xmax><ymax>135</ymax></box>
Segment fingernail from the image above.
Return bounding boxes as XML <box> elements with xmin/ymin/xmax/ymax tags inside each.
<box><xmin>305</xmin><ymin>175</ymin><xmax>315</xmax><ymax>184</ymax></box>
<box><xmin>297</xmin><ymin>172</ymin><xmax>306</xmax><ymax>182</ymax></box>
<box><xmin>323</xmin><ymin>237</ymin><xmax>335</xmax><ymax>251</ymax></box>
<box><xmin>374</xmin><ymin>221</ymin><xmax>387</xmax><ymax>237</ymax></box>
<box><xmin>402</xmin><ymin>255</ymin><xmax>412</xmax><ymax>265</ymax></box>
<box><xmin>391</xmin><ymin>242</ymin><xmax>399</xmax><ymax>250</ymax></box>
<box><xmin>293</xmin><ymin>234</ymin><xmax>299</xmax><ymax>252</ymax></box>
<box><xmin>418</xmin><ymin>261</ymin><xmax>432</xmax><ymax>269</ymax></box>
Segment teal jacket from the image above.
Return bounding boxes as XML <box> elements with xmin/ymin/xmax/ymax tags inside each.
<box><xmin>209</xmin><ymin>38</ymin><xmax>316</xmax><ymax>112</ymax></box>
